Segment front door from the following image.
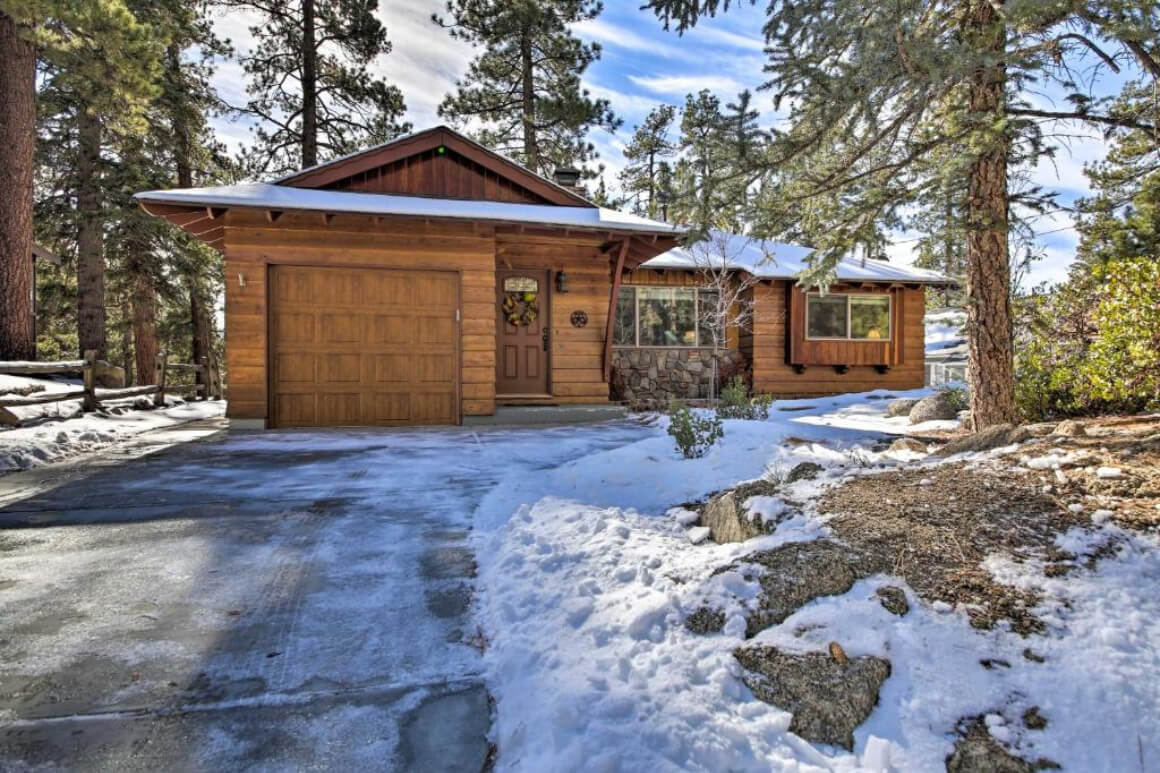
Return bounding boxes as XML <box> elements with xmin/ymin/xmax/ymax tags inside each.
<box><xmin>496</xmin><ymin>269</ymin><xmax>550</xmax><ymax>395</ymax></box>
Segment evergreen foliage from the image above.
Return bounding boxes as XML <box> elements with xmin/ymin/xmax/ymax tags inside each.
<box><xmin>228</xmin><ymin>0</ymin><xmax>410</xmax><ymax>175</ymax></box>
<box><xmin>434</xmin><ymin>0</ymin><xmax>619</xmax><ymax>176</ymax></box>
<box><xmin>619</xmin><ymin>104</ymin><xmax>677</xmax><ymax>218</ymax></box>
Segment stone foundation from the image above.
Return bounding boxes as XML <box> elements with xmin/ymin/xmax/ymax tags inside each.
<box><xmin>611</xmin><ymin>348</ymin><xmax>747</xmax><ymax>408</ymax></box>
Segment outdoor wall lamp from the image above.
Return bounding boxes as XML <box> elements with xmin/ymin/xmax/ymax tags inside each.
<box><xmin>556</xmin><ymin>271</ymin><xmax>569</xmax><ymax>293</ymax></box>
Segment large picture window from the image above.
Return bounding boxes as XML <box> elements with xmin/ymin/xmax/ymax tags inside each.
<box><xmin>614</xmin><ymin>286</ymin><xmax>723</xmax><ymax>347</ymax></box>
<box><xmin>806</xmin><ymin>294</ymin><xmax>891</xmax><ymax>340</ymax></box>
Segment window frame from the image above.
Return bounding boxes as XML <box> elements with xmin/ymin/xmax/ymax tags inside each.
<box><xmin>613</xmin><ymin>285</ymin><xmax>724</xmax><ymax>348</ymax></box>
<box><xmin>804</xmin><ymin>292</ymin><xmax>893</xmax><ymax>342</ymax></box>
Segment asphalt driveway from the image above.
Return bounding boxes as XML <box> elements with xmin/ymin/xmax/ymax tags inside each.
<box><xmin>0</xmin><ymin>421</ymin><xmax>647</xmax><ymax>771</ymax></box>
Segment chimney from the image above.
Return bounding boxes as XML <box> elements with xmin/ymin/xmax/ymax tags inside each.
<box><xmin>552</xmin><ymin>166</ymin><xmax>586</xmax><ymax>198</ymax></box>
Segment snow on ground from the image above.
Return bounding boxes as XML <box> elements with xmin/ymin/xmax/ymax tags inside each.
<box><xmin>925</xmin><ymin>308</ymin><xmax>966</xmax><ymax>352</ymax></box>
<box><xmin>0</xmin><ymin>374</ymin><xmax>224</xmax><ymax>472</ymax></box>
<box><xmin>472</xmin><ymin>391</ymin><xmax>1160</xmax><ymax>771</ymax></box>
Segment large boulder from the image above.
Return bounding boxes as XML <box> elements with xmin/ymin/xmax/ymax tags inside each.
<box><xmin>889</xmin><ymin>437</ymin><xmax>928</xmax><ymax>454</ymax></box>
<box><xmin>93</xmin><ymin>361</ymin><xmax>125</xmax><ymax>389</ymax></box>
<box><xmin>734</xmin><ymin>646</ymin><xmax>891</xmax><ymax>751</ymax></box>
<box><xmin>886</xmin><ymin>398</ymin><xmax>919</xmax><ymax>418</ymax></box>
<box><xmin>909</xmin><ymin>392</ymin><xmax>959</xmax><ymax>424</ymax></box>
<box><xmin>1053</xmin><ymin>419</ymin><xmax>1087</xmax><ymax>437</ymax></box>
<box><xmin>736</xmin><ymin>541</ymin><xmax>886</xmax><ymax>637</ymax></box>
<box><xmin>936</xmin><ymin>424</ymin><xmax>1032</xmax><ymax>456</ymax></box>
<box><xmin>700</xmin><ymin>489</ymin><xmax>775</xmax><ymax>544</ymax></box>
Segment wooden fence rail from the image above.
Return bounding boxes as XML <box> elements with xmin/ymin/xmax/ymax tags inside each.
<box><xmin>0</xmin><ymin>349</ymin><xmax>222</xmax><ymax>427</ymax></box>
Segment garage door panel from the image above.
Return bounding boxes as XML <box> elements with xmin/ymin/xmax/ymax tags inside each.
<box><xmin>416</xmin><ymin>354</ymin><xmax>455</xmax><ymax>383</ymax></box>
<box><xmin>270</xmin><ymin>266</ymin><xmax>459</xmax><ymax>427</ymax></box>
<box><xmin>274</xmin><ymin>313</ymin><xmax>316</xmax><ymax>344</ymax></box>
<box><xmin>322</xmin><ymin>353</ymin><xmax>361</xmax><ymax>383</ymax></box>
<box><xmin>320</xmin><ymin>313</ymin><xmax>364</xmax><ymax>344</ymax></box>
<box><xmin>373</xmin><ymin>392</ymin><xmax>411</xmax><ymax>422</ymax></box>
<box><xmin>418</xmin><ymin>316</ymin><xmax>455</xmax><ymax>345</ymax></box>
<box><xmin>373</xmin><ymin>315</ymin><xmax>415</xmax><ymax>345</ymax></box>
<box><xmin>373</xmin><ymin>354</ymin><xmax>411</xmax><ymax>382</ymax></box>
<box><xmin>275</xmin><ymin>353</ymin><xmax>315</xmax><ymax>383</ymax></box>
<box><xmin>275</xmin><ymin>393</ymin><xmax>316</xmax><ymax>425</ymax></box>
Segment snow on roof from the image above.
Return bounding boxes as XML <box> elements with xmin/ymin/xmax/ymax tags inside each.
<box><xmin>134</xmin><ymin>182</ymin><xmax>684</xmax><ymax>236</ymax></box>
<box><xmin>641</xmin><ymin>230</ymin><xmax>947</xmax><ymax>284</ymax></box>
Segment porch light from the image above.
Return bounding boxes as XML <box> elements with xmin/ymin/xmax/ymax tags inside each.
<box><xmin>556</xmin><ymin>271</ymin><xmax>570</xmax><ymax>293</ymax></box>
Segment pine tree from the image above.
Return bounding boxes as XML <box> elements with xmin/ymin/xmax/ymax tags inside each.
<box><xmin>435</xmin><ymin>0</ymin><xmax>620</xmax><ymax>176</ymax></box>
<box><xmin>619</xmin><ymin>104</ymin><xmax>677</xmax><ymax>218</ymax></box>
<box><xmin>2</xmin><ymin>1</ymin><xmax>159</xmax><ymax>359</ymax></box>
<box><xmin>228</xmin><ymin>0</ymin><xmax>410</xmax><ymax>175</ymax></box>
<box><xmin>15</xmin><ymin>0</ymin><xmax>162</xmax><ymax>359</ymax></box>
<box><xmin>646</xmin><ymin>0</ymin><xmax>1160</xmax><ymax>428</ymax></box>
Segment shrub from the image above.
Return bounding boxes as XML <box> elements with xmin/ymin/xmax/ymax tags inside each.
<box><xmin>668</xmin><ymin>402</ymin><xmax>724</xmax><ymax>459</ymax></box>
<box><xmin>716</xmin><ymin>376</ymin><xmax>773</xmax><ymax>420</ymax></box>
<box><xmin>937</xmin><ymin>385</ymin><xmax>969</xmax><ymax>413</ymax></box>
<box><xmin>1015</xmin><ymin>256</ymin><xmax>1160</xmax><ymax>420</ymax></box>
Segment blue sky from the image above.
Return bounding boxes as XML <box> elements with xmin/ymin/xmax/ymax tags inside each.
<box><xmin>208</xmin><ymin>0</ymin><xmax>1128</xmax><ymax>288</ymax></box>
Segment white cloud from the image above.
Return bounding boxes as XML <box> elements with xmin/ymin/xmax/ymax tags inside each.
<box><xmin>628</xmin><ymin>74</ymin><xmax>744</xmax><ymax>96</ymax></box>
<box><xmin>686</xmin><ymin>25</ymin><xmax>765</xmax><ymax>52</ymax></box>
<box><xmin>573</xmin><ymin>18</ymin><xmax>690</xmax><ymax>60</ymax></box>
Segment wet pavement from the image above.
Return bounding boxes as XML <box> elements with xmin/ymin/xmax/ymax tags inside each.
<box><xmin>0</xmin><ymin>421</ymin><xmax>647</xmax><ymax>771</ymax></box>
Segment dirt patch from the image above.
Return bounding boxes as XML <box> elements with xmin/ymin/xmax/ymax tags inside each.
<box><xmin>817</xmin><ymin>464</ymin><xmax>1089</xmax><ymax>635</ymax></box>
<box><xmin>946</xmin><ymin>718</ymin><xmax>1058</xmax><ymax>772</ymax></box>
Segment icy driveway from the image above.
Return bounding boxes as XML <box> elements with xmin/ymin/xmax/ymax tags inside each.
<box><xmin>0</xmin><ymin>421</ymin><xmax>648</xmax><ymax>770</ymax></box>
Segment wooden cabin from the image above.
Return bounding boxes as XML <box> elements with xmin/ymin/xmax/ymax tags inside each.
<box><xmin>135</xmin><ymin>126</ymin><xmax>944</xmax><ymax>428</ymax></box>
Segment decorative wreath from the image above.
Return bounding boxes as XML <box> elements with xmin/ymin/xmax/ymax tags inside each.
<box><xmin>502</xmin><ymin>291</ymin><xmax>539</xmax><ymax>326</ymax></box>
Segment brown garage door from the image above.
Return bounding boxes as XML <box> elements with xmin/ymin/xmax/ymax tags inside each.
<box><xmin>269</xmin><ymin>265</ymin><xmax>459</xmax><ymax>427</ymax></box>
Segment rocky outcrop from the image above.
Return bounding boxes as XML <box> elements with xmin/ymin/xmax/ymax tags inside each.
<box><xmin>889</xmin><ymin>437</ymin><xmax>928</xmax><ymax>454</ymax></box>
<box><xmin>734</xmin><ymin>646</ymin><xmax>891</xmax><ymax>751</ymax></box>
<box><xmin>909</xmin><ymin>392</ymin><xmax>959</xmax><ymax>424</ymax></box>
<box><xmin>1053</xmin><ymin>419</ymin><xmax>1087</xmax><ymax>437</ymax></box>
<box><xmin>700</xmin><ymin>489</ymin><xmax>776</xmax><ymax>544</ymax></box>
<box><xmin>937</xmin><ymin>424</ymin><xmax>1032</xmax><ymax>456</ymax></box>
<box><xmin>611</xmin><ymin>348</ymin><xmax>747</xmax><ymax>408</ymax></box>
<box><xmin>876</xmin><ymin>586</ymin><xmax>909</xmax><ymax>616</ymax></box>
<box><xmin>946</xmin><ymin>720</ymin><xmax>1038</xmax><ymax>773</ymax></box>
<box><xmin>887</xmin><ymin>398</ymin><xmax>919</xmax><ymax>418</ymax></box>
<box><xmin>684</xmin><ymin>606</ymin><xmax>726</xmax><ymax>634</ymax></box>
<box><xmin>737</xmin><ymin>541</ymin><xmax>886</xmax><ymax>637</ymax></box>
<box><xmin>786</xmin><ymin>462</ymin><xmax>824</xmax><ymax>484</ymax></box>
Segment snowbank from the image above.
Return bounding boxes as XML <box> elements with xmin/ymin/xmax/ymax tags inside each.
<box><xmin>0</xmin><ymin>375</ymin><xmax>224</xmax><ymax>471</ymax></box>
<box><xmin>472</xmin><ymin>391</ymin><xmax>1160</xmax><ymax>770</ymax></box>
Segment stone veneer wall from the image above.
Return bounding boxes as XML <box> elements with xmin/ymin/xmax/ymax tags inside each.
<box><xmin>611</xmin><ymin>348</ymin><xmax>748</xmax><ymax>408</ymax></box>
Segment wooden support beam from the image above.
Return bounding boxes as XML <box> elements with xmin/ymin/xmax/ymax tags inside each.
<box><xmin>266</xmin><ymin>210</ymin><xmax>283</xmax><ymax>223</ymax></box>
<box><xmin>207</xmin><ymin>207</ymin><xmax>227</xmax><ymax>220</ymax></box>
<box><xmin>602</xmin><ymin>240</ymin><xmax>630</xmax><ymax>383</ymax></box>
<box><xmin>322</xmin><ymin>213</ymin><xmax>335</xmax><ymax>225</ymax></box>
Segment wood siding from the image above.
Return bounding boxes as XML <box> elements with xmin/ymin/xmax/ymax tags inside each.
<box><xmin>750</xmin><ymin>280</ymin><xmax>926</xmax><ymax>396</ymax></box>
<box><xmin>495</xmin><ymin>233</ymin><xmax>614</xmax><ymax>404</ymax></box>
<box><xmin>222</xmin><ymin>210</ymin><xmax>497</xmax><ymax>422</ymax></box>
<box><xmin>322</xmin><ymin>147</ymin><xmax>551</xmax><ymax>204</ymax></box>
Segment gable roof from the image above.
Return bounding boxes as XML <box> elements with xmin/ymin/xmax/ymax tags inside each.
<box><xmin>272</xmin><ymin>126</ymin><xmax>594</xmax><ymax>207</ymax></box>
<box><xmin>135</xmin><ymin>182</ymin><xmax>684</xmax><ymax>237</ymax></box>
<box><xmin>641</xmin><ymin>230</ymin><xmax>948</xmax><ymax>285</ymax></box>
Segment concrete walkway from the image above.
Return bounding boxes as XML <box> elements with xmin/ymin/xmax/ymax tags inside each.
<box><xmin>0</xmin><ymin>421</ymin><xmax>647</xmax><ymax>771</ymax></box>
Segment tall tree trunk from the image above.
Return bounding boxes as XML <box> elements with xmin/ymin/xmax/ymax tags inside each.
<box><xmin>120</xmin><ymin>296</ymin><xmax>134</xmax><ymax>386</ymax></box>
<box><xmin>132</xmin><ymin>273</ymin><xmax>157</xmax><ymax>385</ymax></box>
<box><xmin>965</xmin><ymin>0</ymin><xmax>1016</xmax><ymax>429</ymax></box>
<box><xmin>76</xmin><ymin>110</ymin><xmax>107</xmax><ymax>358</ymax></box>
<box><xmin>0</xmin><ymin>13</ymin><xmax>37</xmax><ymax>360</ymax></box>
<box><xmin>189</xmin><ymin>276</ymin><xmax>212</xmax><ymax>392</ymax></box>
<box><xmin>301</xmin><ymin>0</ymin><xmax>318</xmax><ymax>168</ymax></box>
<box><xmin>520</xmin><ymin>32</ymin><xmax>538</xmax><ymax>171</ymax></box>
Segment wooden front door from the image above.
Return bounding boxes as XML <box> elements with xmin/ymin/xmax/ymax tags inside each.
<box><xmin>269</xmin><ymin>265</ymin><xmax>459</xmax><ymax>427</ymax></box>
<box><xmin>496</xmin><ymin>269</ymin><xmax>550</xmax><ymax>395</ymax></box>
